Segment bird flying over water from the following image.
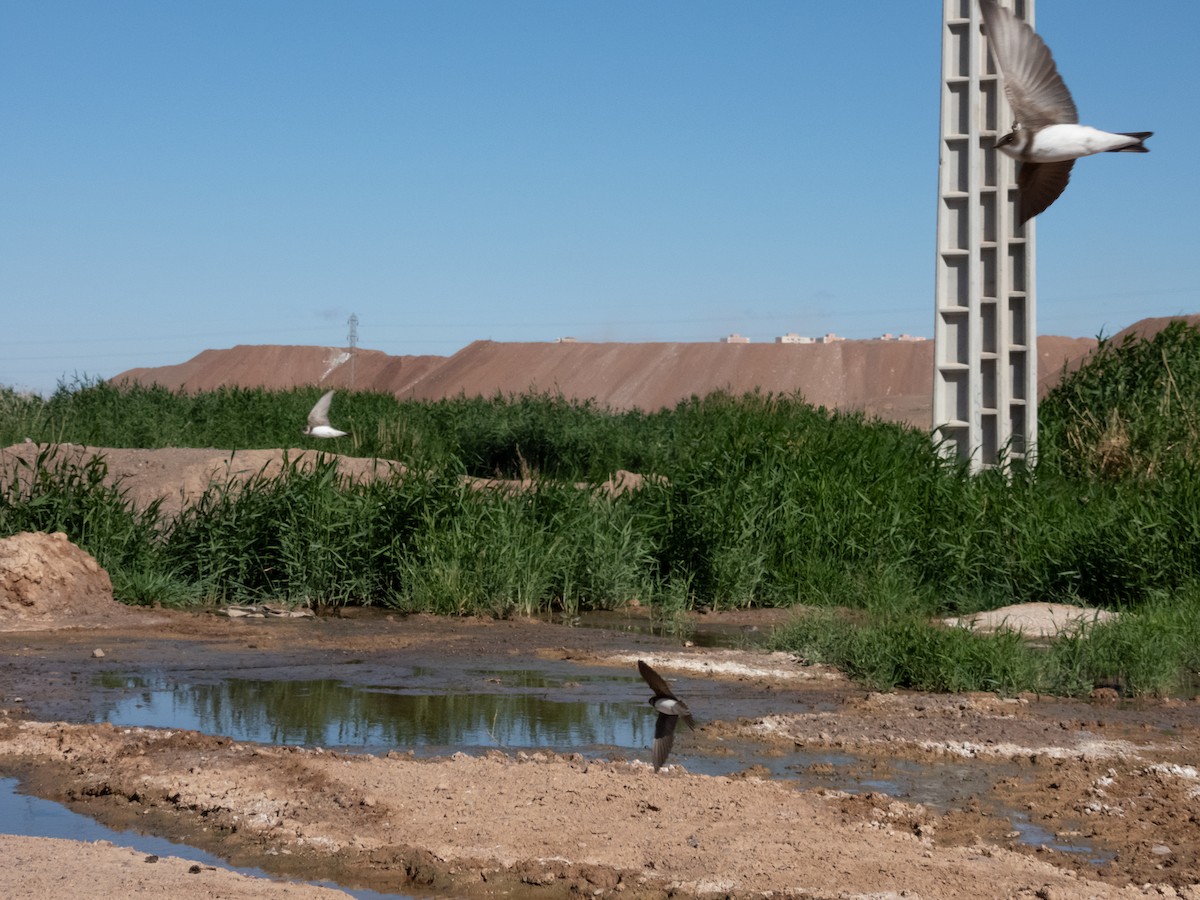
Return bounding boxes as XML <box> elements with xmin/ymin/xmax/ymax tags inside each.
<box><xmin>978</xmin><ymin>0</ymin><xmax>1151</xmax><ymax>224</ymax></box>
<box><xmin>637</xmin><ymin>659</ymin><xmax>696</xmax><ymax>772</ymax></box>
<box><xmin>302</xmin><ymin>390</ymin><xmax>348</xmax><ymax>438</ymax></box>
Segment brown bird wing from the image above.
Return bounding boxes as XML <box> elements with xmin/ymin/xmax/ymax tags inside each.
<box><xmin>637</xmin><ymin>660</ymin><xmax>678</xmax><ymax>700</ymax></box>
<box><xmin>652</xmin><ymin>714</ymin><xmax>677</xmax><ymax>771</ymax></box>
<box><xmin>979</xmin><ymin>0</ymin><xmax>1077</xmax><ymax>129</ymax></box>
<box><xmin>1017</xmin><ymin>159</ymin><xmax>1075</xmax><ymax>223</ymax></box>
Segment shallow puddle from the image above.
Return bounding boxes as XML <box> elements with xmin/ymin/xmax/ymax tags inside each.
<box><xmin>97</xmin><ymin>672</ymin><xmax>657</xmax><ymax>759</ymax></box>
<box><xmin>0</xmin><ymin>776</ymin><xmax>416</xmax><ymax>899</ymax></box>
<box><xmin>82</xmin><ymin>669</ymin><xmax>1107</xmax><ymax>861</ymax></box>
<box><xmin>1008</xmin><ymin>814</ymin><xmax>1112</xmax><ymax>864</ymax></box>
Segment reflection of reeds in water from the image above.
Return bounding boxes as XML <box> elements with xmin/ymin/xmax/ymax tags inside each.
<box><xmin>162</xmin><ymin>679</ymin><xmax>652</xmax><ymax>752</ymax></box>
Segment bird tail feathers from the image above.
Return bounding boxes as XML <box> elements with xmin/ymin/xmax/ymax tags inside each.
<box><xmin>1110</xmin><ymin>132</ymin><xmax>1152</xmax><ymax>152</ymax></box>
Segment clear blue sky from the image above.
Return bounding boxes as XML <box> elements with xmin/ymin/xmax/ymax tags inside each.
<box><xmin>3</xmin><ymin>1</ymin><xmax>1197</xmax><ymax>394</ymax></box>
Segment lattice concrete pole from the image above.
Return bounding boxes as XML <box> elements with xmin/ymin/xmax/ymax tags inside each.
<box><xmin>933</xmin><ymin>0</ymin><xmax>1037</xmax><ymax>471</ymax></box>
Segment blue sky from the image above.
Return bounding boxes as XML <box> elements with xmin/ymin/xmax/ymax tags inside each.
<box><xmin>3</xmin><ymin>0</ymin><xmax>1197</xmax><ymax>394</ymax></box>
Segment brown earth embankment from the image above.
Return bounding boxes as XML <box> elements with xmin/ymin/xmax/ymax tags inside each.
<box><xmin>114</xmin><ymin>331</ymin><xmax>1109</xmax><ymax>429</ymax></box>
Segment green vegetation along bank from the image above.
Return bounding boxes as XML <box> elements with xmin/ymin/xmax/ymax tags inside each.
<box><xmin>4</xmin><ymin>322</ymin><xmax>1200</xmax><ymax>695</ymax></box>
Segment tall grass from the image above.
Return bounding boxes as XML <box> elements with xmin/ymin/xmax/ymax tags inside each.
<box><xmin>767</xmin><ymin>609</ymin><xmax>1043</xmax><ymax>694</ymax></box>
<box><xmin>0</xmin><ymin>444</ymin><xmax>195</xmax><ymax>605</ymax></box>
<box><xmin>5</xmin><ymin>378</ymin><xmax>1200</xmax><ymax>615</ymax></box>
<box><xmin>769</xmin><ymin>590</ymin><xmax>1200</xmax><ymax>697</ymax></box>
<box><xmin>2</xmin><ymin>378</ymin><xmax>645</xmax><ymax>480</ymax></box>
<box><xmin>162</xmin><ymin>453</ymin><xmax>393</xmax><ymax>607</ymax></box>
<box><xmin>3</xmin><ymin>324</ymin><xmax>1200</xmax><ymax>695</ymax></box>
<box><xmin>1039</xmin><ymin>320</ymin><xmax>1200</xmax><ymax>480</ymax></box>
<box><xmin>1046</xmin><ymin>589</ymin><xmax>1200</xmax><ymax>696</ymax></box>
<box><xmin>152</xmin><ymin>456</ymin><xmax>656</xmax><ymax>613</ymax></box>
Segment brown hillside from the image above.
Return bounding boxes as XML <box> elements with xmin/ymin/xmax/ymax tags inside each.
<box><xmin>1031</xmin><ymin>315</ymin><xmax>1200</xmax><ymax>389</ymax></box>
<box><xmin>114</xmin><ymin>336</ymin><xmax>1098</xmax><ymax>429</ymax></box>
<box><xmin>114</xmin><ymin>345</ymin><xmax>446</xmax><ymax>394</ymax></box>
<box><xmin>1110</xmin><ymin>314</ymin><xmax>1200</xmax><ymax>343</ymax></box>
<box><xmin>401</xmin><ymin>339</ymin><xmax>943</xmax><ymax>424</ymax></box>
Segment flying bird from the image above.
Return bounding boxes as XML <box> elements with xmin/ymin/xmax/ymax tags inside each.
<box><xmin>302</xmin><ymin>390</ymin><xmax>348</xmax><ymax>439</ymax></box>
<box><xmin>637</xmin><ymin>660</ymin><xmax>696</xmax><ymax>772</ymax></box>
<box><xmin>978</xmin><ymin>0</ymin><xmax>1151</xmax><ymax>224</ymax></box>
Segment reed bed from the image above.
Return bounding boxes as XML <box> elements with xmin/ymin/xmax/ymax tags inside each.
<box><xmin>3</xmin><ymin>322</ymin><xmax>1200</xmax><ymax>695</ymax></box>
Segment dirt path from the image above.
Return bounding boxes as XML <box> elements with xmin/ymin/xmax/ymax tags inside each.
<box><xmin>1</xmin><ymin>611</ymin><xmax>1198</xmax><ymax>899</ymax></box>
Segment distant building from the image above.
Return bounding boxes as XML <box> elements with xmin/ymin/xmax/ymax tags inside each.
<box><xmin>554</xmin><ymin>336</ymin><xmax>578</xmax><ymax>343</ymax></box>
<box><xmin>816</xmin><ymin>333</ymin><xmax>844</xmax><ymax>344</ymax></box>
<box><xmin>721</xmin><ymin>333</ymin><xmax>751</xmax><ymax>344</ymax></box>
<box><xmin>878</xmin><ymin>332</ymin><xmax>896</xmax><ymax>341</ymax></box>
<box><xmin>897</xmin><ymin>333</ymin><xmax>927</xmax><ymax>342</ymax></box>
<box><xmin>776</xmin><ymin>333</ymin><xmax>815</xmax><ymax>344</ymax></box>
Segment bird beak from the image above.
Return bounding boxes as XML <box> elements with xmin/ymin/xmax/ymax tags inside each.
<box><xmin>996</xmin><ymin>132</ymin><xmax>1015</xmax><ymax>148</ymax></box>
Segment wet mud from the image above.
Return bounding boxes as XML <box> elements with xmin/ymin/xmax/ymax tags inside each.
<box><xmin>1</xmin><ymin>608</ymin><xmax>1199</xmax><ymax>898</ymax></box>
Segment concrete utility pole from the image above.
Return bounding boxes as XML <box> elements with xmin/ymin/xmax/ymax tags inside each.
<box><xmin>933</xmin><ymin>0</ymin><xmax>1037</xmax><ymax>472</ymax></box>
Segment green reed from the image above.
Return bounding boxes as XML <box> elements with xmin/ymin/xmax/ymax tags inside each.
<box><xmin>768</xmin><ymin>609</ymin><xmax>1044</xmax><ymax>694</ymax></box>
<box><xmin>6</xmin><ymin>379</ymin><xmax>1200</xmax><ymax>616</ymax></box>
<box><xmin>0</xmin><ymin>444</ymin><xmax>190</xmax><ymax>604</ymax></box>
<box><xmin>3</xmin><ymin>325</ymin><xmax>1200</xmax><ymax>695</ymax></box>
<box><xmin>769</xmin><ymin>591</ymin><xmax>1200</xmax><ymax>698</ymax></box>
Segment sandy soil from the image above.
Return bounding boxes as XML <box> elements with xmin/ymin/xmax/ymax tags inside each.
<box><xmin>0</xmin><ymin>833</ymin><xmax>351</xmax><ymax>899</ymax></box>
<box><xmin>1</xmin><ymin>446</ymin><xmax>1199</xmax><ymax>898</ymax></box>
<box><xmin>1</xmin><ymin>610</ymin><xmax>1198</xmax><ymax>899</ymax></box>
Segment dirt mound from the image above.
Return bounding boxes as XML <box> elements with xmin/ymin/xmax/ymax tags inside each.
<box><xmin>0</xmin><ymin>531</ymin><xmax>125</xmax><ymax>629</ymax></box>
<box><xmin>114</xmin><ymin>344</ymin><xmax>445</xmax><ymax>394</ymax></box>
<box><xmin>112</xmin><ymin>335</ymin><xmax>1100</xmax><ymax>429</ymax></box>
<box><xmin>399</xmin><ymin>339</ymin><xmax>938</xmax><ymax>422</ymax></box>
<box><xmin>944</xmin><ymin>602</ymin><xmax>1119</xmax><ymax>638</ymax></box>
<box><xmin>1111</xmin><ymin>314</ymin><xmax>1200</xmax><ymax>344</ymax></box>
<box><xmin>1035</xmin><ymin>315</ymin><xmax>1200</xmax><ymax>388</ymax></box>
<box><xmin>1036</xmin><ymin>336</ymin><xmax>1102</xmax><ymax>394</ymax></box>
<box><xmin>0</xmin><ymin>443</ymin><xmax>406</xmax><ymax>518</ymax></box>
<box><xmin>0</xmin><ymin>444</ymin><xmax>645</xmax><ymax>522</ymax></box>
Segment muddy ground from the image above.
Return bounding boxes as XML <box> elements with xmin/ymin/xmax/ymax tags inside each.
<box><xmin>0</xmin><ymin>609</ymin><xmax>1198</xmax><ymax>899</ymax></box>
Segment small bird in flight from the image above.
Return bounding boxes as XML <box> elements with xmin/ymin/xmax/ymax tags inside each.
<box><xmin>637</xmin><ymin>660</ymin><xmax>696</xmax><ymax>772</ymax></box>
<box><xmin>978</xmin><ymin>0</ymin><xmax>1151</xmax><ymax>224</ymax></box>
<box><xmin>302</xmin><ymin>390</ymin><xmax>348</xmax><ymax>438</ymax></box>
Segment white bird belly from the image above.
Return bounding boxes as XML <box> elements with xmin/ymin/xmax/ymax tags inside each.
<box><xmin>653</xmin><ymin>698</ymin><xmax>687</xmax><ymax>716</ymax></box>
<box><xmin>1026</xmin><ymin>124</ymin><xmax>1140</xmax><ymax>162</ymax></box>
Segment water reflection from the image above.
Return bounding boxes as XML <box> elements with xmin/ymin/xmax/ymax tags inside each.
<box><xmin>0</xmin><ymin>777</ymin><xmax>415</xmax><ymax>899</ymax></box>
<box><xmin>87</xmin><ymin>673</ymin><xmax>1108</xmax><ymax>860</ymax></box>
<box><xmin>99</xmin><ymin>676</ymin><xmax>654</xmax><ymax>756</ymax></box>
